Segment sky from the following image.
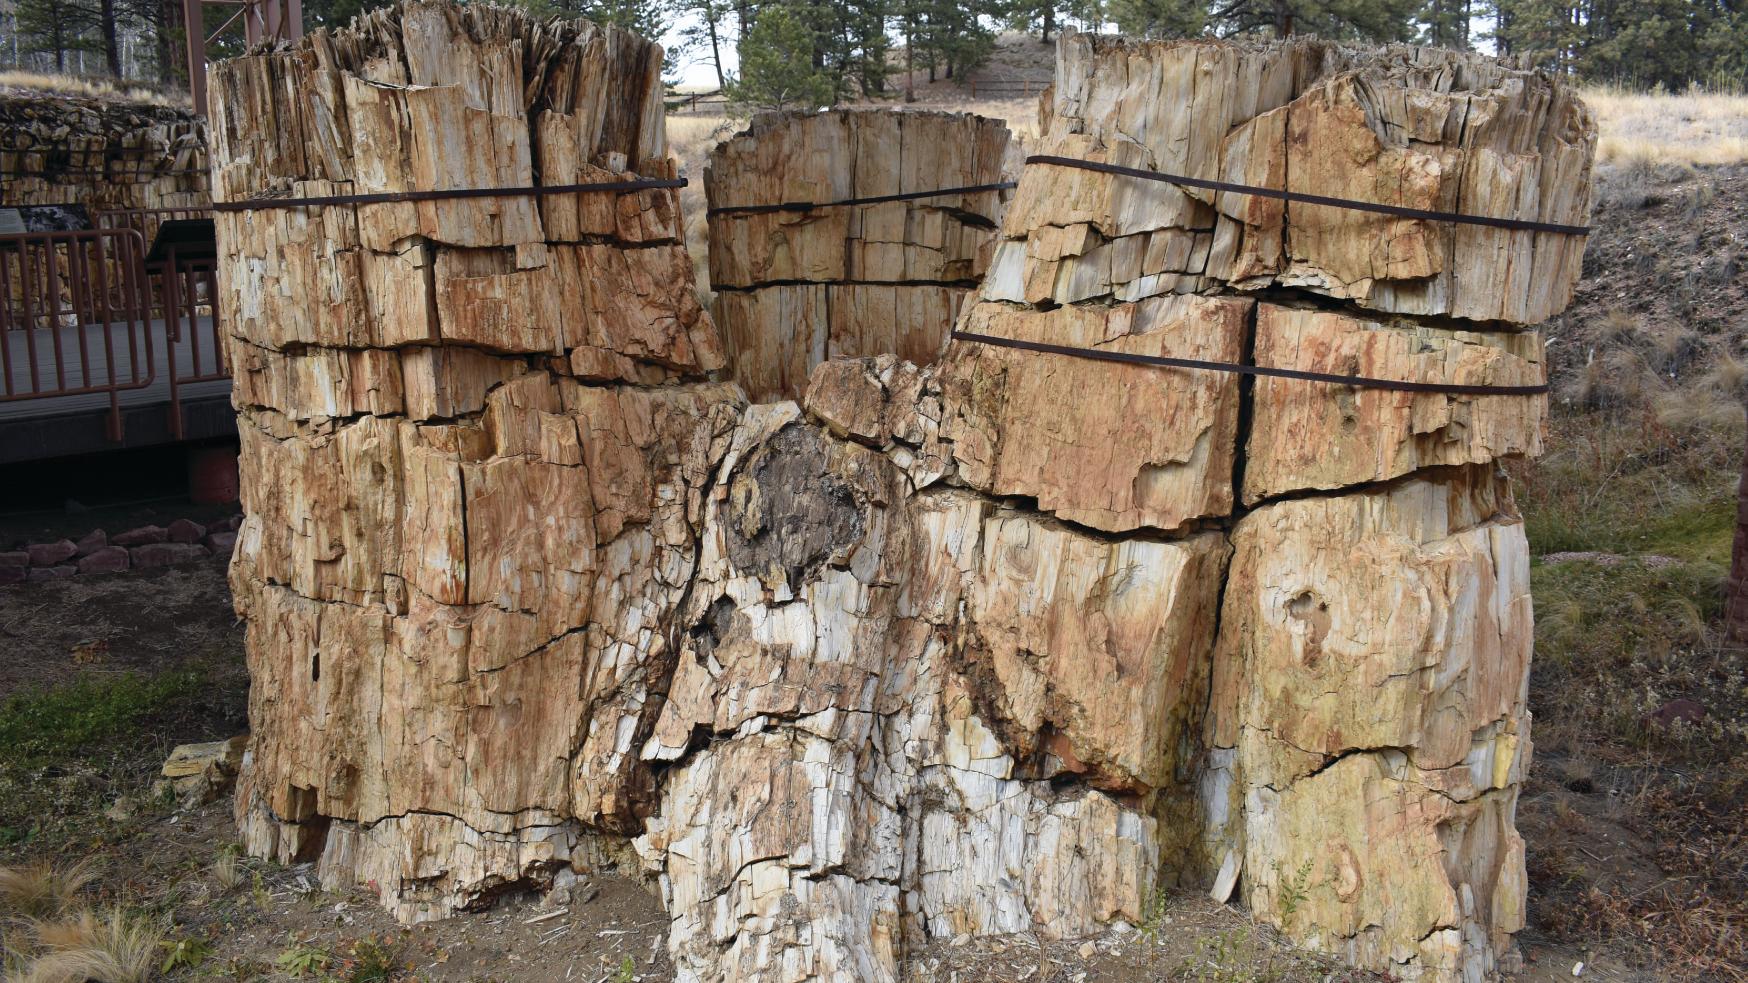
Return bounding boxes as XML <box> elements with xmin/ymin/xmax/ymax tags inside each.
<box><xmin>662</xmin><ymin>14</ymin><xmax>739</xmax><ymax>89</ymax></box>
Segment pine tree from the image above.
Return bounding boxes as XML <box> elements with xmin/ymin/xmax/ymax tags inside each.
<box><xmin>903</xmin><ymin>0</ymin><xmax>991</xmax><ymax>86</ymax></box>
<box><xmin>1492</xmin><ymin>0</ymin><xmax>1745</xmax><ymax>89</ymax></box>
<box><xmin>1417</xmin><ymin>0</ymin><xmax>1471</xmax><ymax>47</ymax></box>
<box><xmin>727</xmin><ymin>2</ymin><xmax>835</xmax><ymax>109</ymax></box>
<box><xmin>1108</xmin><ymin>0</ymin><xmax>1422</xmax><ymax>41</ymax></box>
<box><xmin>13</xmin><ymin>0</ymin><xmax>103</xmax><ymax>72</ymax></box>
<box><xmin>1213</xmin><ymin>0</ymin><xmax>1421</xmax><ymax>39</ymax></box>
<box><xmin>675</xmin><ymin>0</ymin><xmax>733</xmax><ymax>89</ymax></box>
<box><xmin>1006</xmin><ymin>0</ymin><xmax>1069</xmax><ymax>42</ymax></box>
<box><xmin>1109</xmin><ymin>0</ymin><xmax>1205</xmax><ymax>37</ymax></box>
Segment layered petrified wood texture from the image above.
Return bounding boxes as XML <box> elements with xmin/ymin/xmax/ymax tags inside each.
<box><xmin>986</xmin><ymin>33</ymin><xmax>1594</xmax><ymax>326</ymax></box>
<box><xmin>219</xmin><ymin>12</ymin><xmax>1592</xmax><ymax>983</ymax></box>
<box><xmin>914</xmin><ymin>30</ymin><xmax>1586</xmax><ymax>983</ymax></box>
<box><xmin>705</xmin><ymin>109</ymin><xmax>1014</xmax><ymax>401</ymax></box>
<box><xmin>213</xmin><ymin>0</ymin><xmax>731</xmax><ymax>921</ymax></box>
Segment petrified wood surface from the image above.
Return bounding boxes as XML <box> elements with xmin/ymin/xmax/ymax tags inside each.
<box><xmin>215</xmin><ymin>0</ymin><xmax>729</xmax><ymax>921</ymax></box>
<box><xmin>218</xmin><ymin>12</ymin><xmax>1593</xmax><ymax>983</ymax></box>
<box><xmin>705</xmin><ymin>110</ymin><xmax>1014</xmax><ymax>401</ymax></box>
<box><xmin>984</xmin><ymin>32</ymin><xmax>1595</xmax><ymax>325</ymax></box>
<box><xmin>1209</xmin><ymin>466</ymin><xmax>1532</xmax><ymax>978</ymax></box>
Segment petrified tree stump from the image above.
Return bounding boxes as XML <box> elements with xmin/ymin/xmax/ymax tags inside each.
<box><xmin>705</xmin><ymin>109</ymin><xmax>1013</xmax><ymax>401</ymax></box>
<box><xmin>214</xmin><ymin>0</ymin><xmax>732</xmax><ymax>921</ymax></box>
<box><xmin>218</xmin><ymin>12</ymin><xmax>1594</xmax><ymax>983</ymax></box>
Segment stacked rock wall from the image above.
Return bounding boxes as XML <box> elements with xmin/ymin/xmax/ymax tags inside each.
<box><xmin>218</xmin><ymin>11</ymin><xmax>1594</xmax><ymax>983</ymax></box>
<box><xmin>704</xmin><ymin>110</ymin><xmax>1013</xmax><ymax>401</ymax></box>
<box><xmin>0</xmin><ymin>86</ymin><xmax>209</xmax><ymax>218</ymax></box>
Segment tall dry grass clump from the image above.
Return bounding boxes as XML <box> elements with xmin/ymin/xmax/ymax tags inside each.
<box><xmin>0</xmin><ymin>861</ymin><xmax>161</xmax><ymax>983</ymax></box>
<box><xmin>0</xmin><ymin>861</ymin><xmax>95</xmax><ymax>920</ymax></box>
<box><xmin>11</xmin><ymin>910</ymin><xmax>160</xmax><ymax>983</ymax></box>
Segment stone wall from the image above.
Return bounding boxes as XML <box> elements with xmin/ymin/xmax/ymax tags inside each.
<box><xmin>0</xmin><ymin>84</ymin><xmax>209</xmax><ymax>218</ymax></box>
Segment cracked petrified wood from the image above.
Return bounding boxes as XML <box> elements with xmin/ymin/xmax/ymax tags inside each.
<box><xmin>217</xmin><ymin>13</ymin><xmax>1594</xmax><ymax>983</ymax></box>
<box><xmin>705</xmin><ymin>109</ymin><xmax>1014</xmax><ymax>401</ymax></box>
<box><xmin>214</xmin><ymin>0</ymin><xmax>731</xmax><ymax>920</ymax></box>
<box><xmin>986</xmin><ymin>33</ymin><xmax>1594</xmax><ymax>325</ymax></box>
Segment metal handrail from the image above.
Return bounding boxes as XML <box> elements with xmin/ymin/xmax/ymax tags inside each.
<box><xmin>160</xmin><ymin>246</ymin><xmax>227</xmax><ymax>439</ymax></box>
<box><xmin>0</xmin><ymin>227</ymin><xmax>162</xmax><ymax>440</ymax></box>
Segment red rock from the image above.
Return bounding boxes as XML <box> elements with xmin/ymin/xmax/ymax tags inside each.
<box><xmin>0</xmin><ymin>551</ymin><xmax>26</xmax><ymax>569</ymax></box>
<box><xmin>26</xmin><ymin>565</ymin><xmax>76</xmax><ymax>582</ymax></box>
<box><xmin>73</xmin><ymin>529</ymin><xmax>108</xmax><ymax>557</ymax></box>
<box><xmin>1644</xmin><ymin>698</ymin><xmax>1706</xmax><ymax>729</ymax></box>
<box><xmin>77</xmin><ymin>546</ymin><xmax>131</xmax><ymax>575</ymax></box>
<box><xmin>204</xmin><ymin>530</ymin><xmax>238</xmax><ymax>556</ymax></box>
<box><xmin>112</xmin><ymin>525</ymin><xmax>168</xmax><ymax>547</ymax></box>
<box><xmin>27</xmin><ymin>540</ymin><xmax>78</xmax><ymax>566</ymax></box>
<box><xmin>130</xmin><ymin>542</ymin><xmax>209</xmax><ymax>568</ymax></box>
<box><xmin>167</xmin><ymin>518</ymin><xmax>206</xmax><ymax>544</ymax></box>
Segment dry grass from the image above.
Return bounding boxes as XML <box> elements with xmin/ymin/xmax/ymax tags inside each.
<box><xmin>0</xmin><ymin>861</ymin><xmax>96</xmax><ymax>920</ymax></box>
<box><xmin>1584</xmin><ymin>83</ymin><xmax>1748</xmax><ymax>166</ymax></box>
<box><xmin>0</xmin><ymin>71</ymin><xmax>185</xmax><ymax>108</ymax></box>
<box><xmin>0</xmin><ymin>861</ymin><xmax>159</xmax><ymax>983</ymax></box>
<box><xmin>212</xmin><ymin>848</ymin><xmax>244</xmax><ymax>891</ymax></box>
<box><xmin>8</xmin><ymin>909</ymin><xmax>162</xmax><ymax>983</ymax></box>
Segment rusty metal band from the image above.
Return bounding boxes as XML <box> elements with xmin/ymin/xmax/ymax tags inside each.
<box><xmin>950</xmin><ymin>330</ymin><xmax>1550</xmax><ymax>396</ymax></box>
<box><xmin>210</xmin><ymin>177</ymin><xmax>689</xmax><ymax>212</ymax></box>
<box><xmin>1024</xmin><ymin>155</ymin><xmax>1591</xmax><ymax>236</ymax></box>
<box><xmin>707</xmin><ymin>181</ymin><xmax>1018</xmax><ymax>217</ymax></box>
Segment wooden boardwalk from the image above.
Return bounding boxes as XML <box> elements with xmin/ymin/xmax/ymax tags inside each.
<box><xmin>0</xmin><ymin>316</ymin><xmax>233</xmax><ymax>463</ymax></box>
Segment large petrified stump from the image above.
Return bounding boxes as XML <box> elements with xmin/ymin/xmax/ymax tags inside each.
<box><xmin>217</xmin><ymin>11</ymin><xmax>1594</xmax><ymax>983</ymax></box>
<box><xmin>705</xmin><ymin>110</ymin><xmax>1013</xmax><ymax>401</ymax></box>
<box><xmin>214</xmin><ymin>0</ymin><xmax>733</xmax><ymax>921</ymax></box>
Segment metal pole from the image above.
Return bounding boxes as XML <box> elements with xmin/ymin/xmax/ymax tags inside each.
<box><xmin>184</xmin><ymin>0</ymin><xmax>207</xmax><ymax>116</ymax></box>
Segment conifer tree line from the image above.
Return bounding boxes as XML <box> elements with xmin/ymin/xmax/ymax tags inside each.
<box><xmin>2</xmin><ymin>0</ymin><xmax>1744</xmax><ymax>102</ymax></box>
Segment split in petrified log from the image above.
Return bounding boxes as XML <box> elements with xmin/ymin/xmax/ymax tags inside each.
<box><xmin>705</xmin><ymin>109</ymin><xmax>1015</xmax><ymax>401</ymax></box>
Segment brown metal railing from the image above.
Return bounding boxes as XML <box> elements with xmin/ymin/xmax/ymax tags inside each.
<box><xmin>0</xmin><ymin>228</ymin><xmax>159</xmax><ymax>441</ymax></box>
<box><xmin>159</xmin><ymin>246</ymin><xmax>226</xmax><ymax>439</ymax></box>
